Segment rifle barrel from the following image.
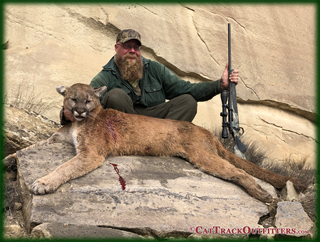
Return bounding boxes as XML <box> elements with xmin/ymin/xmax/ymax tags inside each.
<box><xmin>228</xmin><ymin>23</ymin><xmax>234</xmax><ymax>130</ymax></box>
<box><xmin>228</xmin><ymin>23</ymin><xmax>231</xmax><ymax>72</ymax></box>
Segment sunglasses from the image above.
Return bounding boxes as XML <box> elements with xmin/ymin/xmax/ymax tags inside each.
<box><xmin>117</xmin><ymin>43</ymin><xmax>141</xmax><ymax>51</ymax></box>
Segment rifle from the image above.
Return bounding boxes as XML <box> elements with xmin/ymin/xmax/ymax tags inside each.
<box><xmin>220</xmin><ymin>23</ymin><xmax>247</xmax><ymax>159</ymax></box>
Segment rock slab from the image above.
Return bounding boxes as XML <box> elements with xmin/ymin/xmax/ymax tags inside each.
<box><xmin>275</xmin><ymin>201</ymin><xmax>313</xmax><ymax>238</ymax></box>
<box><xmin>31</xmin><ymin>223</ymin><xmax>141</xmax><ymax>239</ymax></box>
<box><xmin>4</xmin><ymin>105</ymin><xmax>60</xmax><ymax>156</ymax></box>
<box><xmin>17</xmin><ymin>142</ymin><xmax>273</xmax><ymax>238</ymax></box>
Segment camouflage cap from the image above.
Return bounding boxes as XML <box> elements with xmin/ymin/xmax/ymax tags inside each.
<box><xmin>116</xmin><ymin>29</ymin><xmax>141</xmax><ymax>45</ymax></box>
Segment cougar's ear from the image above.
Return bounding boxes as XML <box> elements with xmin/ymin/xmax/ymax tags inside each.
<box><xmin>56</xmin><ymin>86</ymin><xmax>68</xmax><ymax>96</ymax></box>
<box><xmin>94</xmin><ymin>86</ymin><xmax>107</xmax><ymax>97</ymax></box>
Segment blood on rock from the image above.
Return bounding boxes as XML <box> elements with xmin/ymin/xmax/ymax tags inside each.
<box><xmin>110</xmin><ymin>163</ymin><xmax>126</xmax><ymax>190</ymax></box>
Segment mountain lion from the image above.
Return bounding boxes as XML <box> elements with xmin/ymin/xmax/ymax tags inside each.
<box><xmin>5</xmin><ymin>83</ymin><xmax>306</xmax><ymax>202</ymax></box>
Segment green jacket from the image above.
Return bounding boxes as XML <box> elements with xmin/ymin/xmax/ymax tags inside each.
<box><xmin>90</xmin><ymin>56</ymin><xmax>222</xmax><ymax>107</ymax></box>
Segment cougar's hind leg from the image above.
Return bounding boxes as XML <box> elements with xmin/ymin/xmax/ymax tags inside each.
<box><xmin>213</xmin><ymin>138</ymin><xmax>305</xmax><ymax>191</ymax></box>
<box><xmin>186</xmin><ymin>149</ymin><xmax>273</xmax><ymax>203</ymax></box>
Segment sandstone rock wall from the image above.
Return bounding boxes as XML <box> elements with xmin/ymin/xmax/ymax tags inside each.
<box><xmin>4</xmin><ymin>4</ymin><xmax>316</xmax><ymax>166</ymax></box>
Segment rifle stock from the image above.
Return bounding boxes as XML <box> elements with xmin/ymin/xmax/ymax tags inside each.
<box><xmin>220</xmin><ymin>23</ymin><xmax>247</xmax><ymax>159</ymax></box>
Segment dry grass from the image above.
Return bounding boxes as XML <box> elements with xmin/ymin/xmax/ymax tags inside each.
<box><xmin>214</xmin><ymin>130</ymin><xmax>315</xmax><ymax>187</ymax></box>
<box><xmin>5</xmin><ymin>81</ymin><xmax>53</xmax><ymax>115</ymax></box>
<box><xmin>262</xmin><ymin>157</ymin><xmax>315</xmax><ymax>187</ymax></box>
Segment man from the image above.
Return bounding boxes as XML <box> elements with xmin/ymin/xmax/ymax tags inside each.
<box><xmin>62</xmin><ymin>29</ymin><xmax>239</xmax><ymax>124</ymax></box>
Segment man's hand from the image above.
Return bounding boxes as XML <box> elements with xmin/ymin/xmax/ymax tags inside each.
<box><xmin>60</xmin><ymin>107</ymin><xmax>76</xmax><ymax>125</ymax></box>
<box><xmin>64</xmin><ymin>108</ymin><xmax>76</xmax><ymax>122</ymax></box>
<box><xmin>221</xmin><ymin>63</ymin><xmax>239</xmax><ymax>91</ymax></box>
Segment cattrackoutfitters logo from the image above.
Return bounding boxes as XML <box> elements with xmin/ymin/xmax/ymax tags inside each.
<box><xmin>189</xmin><ymin>226</ymin><xmax>310</xmax><ymax>235</ymax></box>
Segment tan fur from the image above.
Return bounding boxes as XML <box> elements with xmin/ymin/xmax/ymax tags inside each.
<box><xmin>6</xmin><ymin>83</ymin><xmax>307</xmax><ymax>202</ymax></box>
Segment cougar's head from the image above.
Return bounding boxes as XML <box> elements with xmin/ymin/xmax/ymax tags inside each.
<box><xmin>56</xmin><ymin>83</ymin><xmax>107</xmax><ymax>122</ymax></box>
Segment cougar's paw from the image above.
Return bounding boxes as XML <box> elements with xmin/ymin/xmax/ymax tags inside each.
<box><xmin>31</xmin><ymin>178</ymin><xmax>56</xmax><ymax>195</ymax></box>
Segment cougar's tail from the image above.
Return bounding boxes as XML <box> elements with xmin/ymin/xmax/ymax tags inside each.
<box><xmin>216</xmin><ymin>141</ymin><xmax>307</xmax><ymax>193</ymax></box>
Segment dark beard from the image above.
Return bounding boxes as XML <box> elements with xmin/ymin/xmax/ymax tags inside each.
<box><xmin>115</xmin><ymin>54</ymin><xmax>143</xmax><ymax>83</ymax></box>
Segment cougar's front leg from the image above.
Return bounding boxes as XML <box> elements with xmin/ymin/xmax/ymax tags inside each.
<box><xmin>31</xmin><ymin>153</ymin><xmax>105</xmax><ymax>195</ymax></box>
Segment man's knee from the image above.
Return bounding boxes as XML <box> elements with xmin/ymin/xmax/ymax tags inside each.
<box><xmin>181</xmin><ymin>94</ymin><xmax>197</xmax><ymax>110</ymax></box>
<box><xmin>182</xmin><ymin>94</ymin><xmax>197</xmax><ymax>118</ymax></box>
<box><xmin>101</xmin><ymin>88</ymin><xmax>133</xmax><ymax>111</ymax></box>
<box><xmin>167</xmin><ymin>94</ymin><xmax>197</xmax><ymax>122</ymax></box>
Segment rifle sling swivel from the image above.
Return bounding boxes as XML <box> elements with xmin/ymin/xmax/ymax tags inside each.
<box><xmin>233</xmin><ymin>127</ymin><xmax>245</xmax><ymax>136</ymax></box>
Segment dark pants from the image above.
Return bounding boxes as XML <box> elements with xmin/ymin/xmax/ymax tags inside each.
<box><xmin>101</xmin><ymin>88</ymin><xmax>197</xmax><ymax>122</ymax></box>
